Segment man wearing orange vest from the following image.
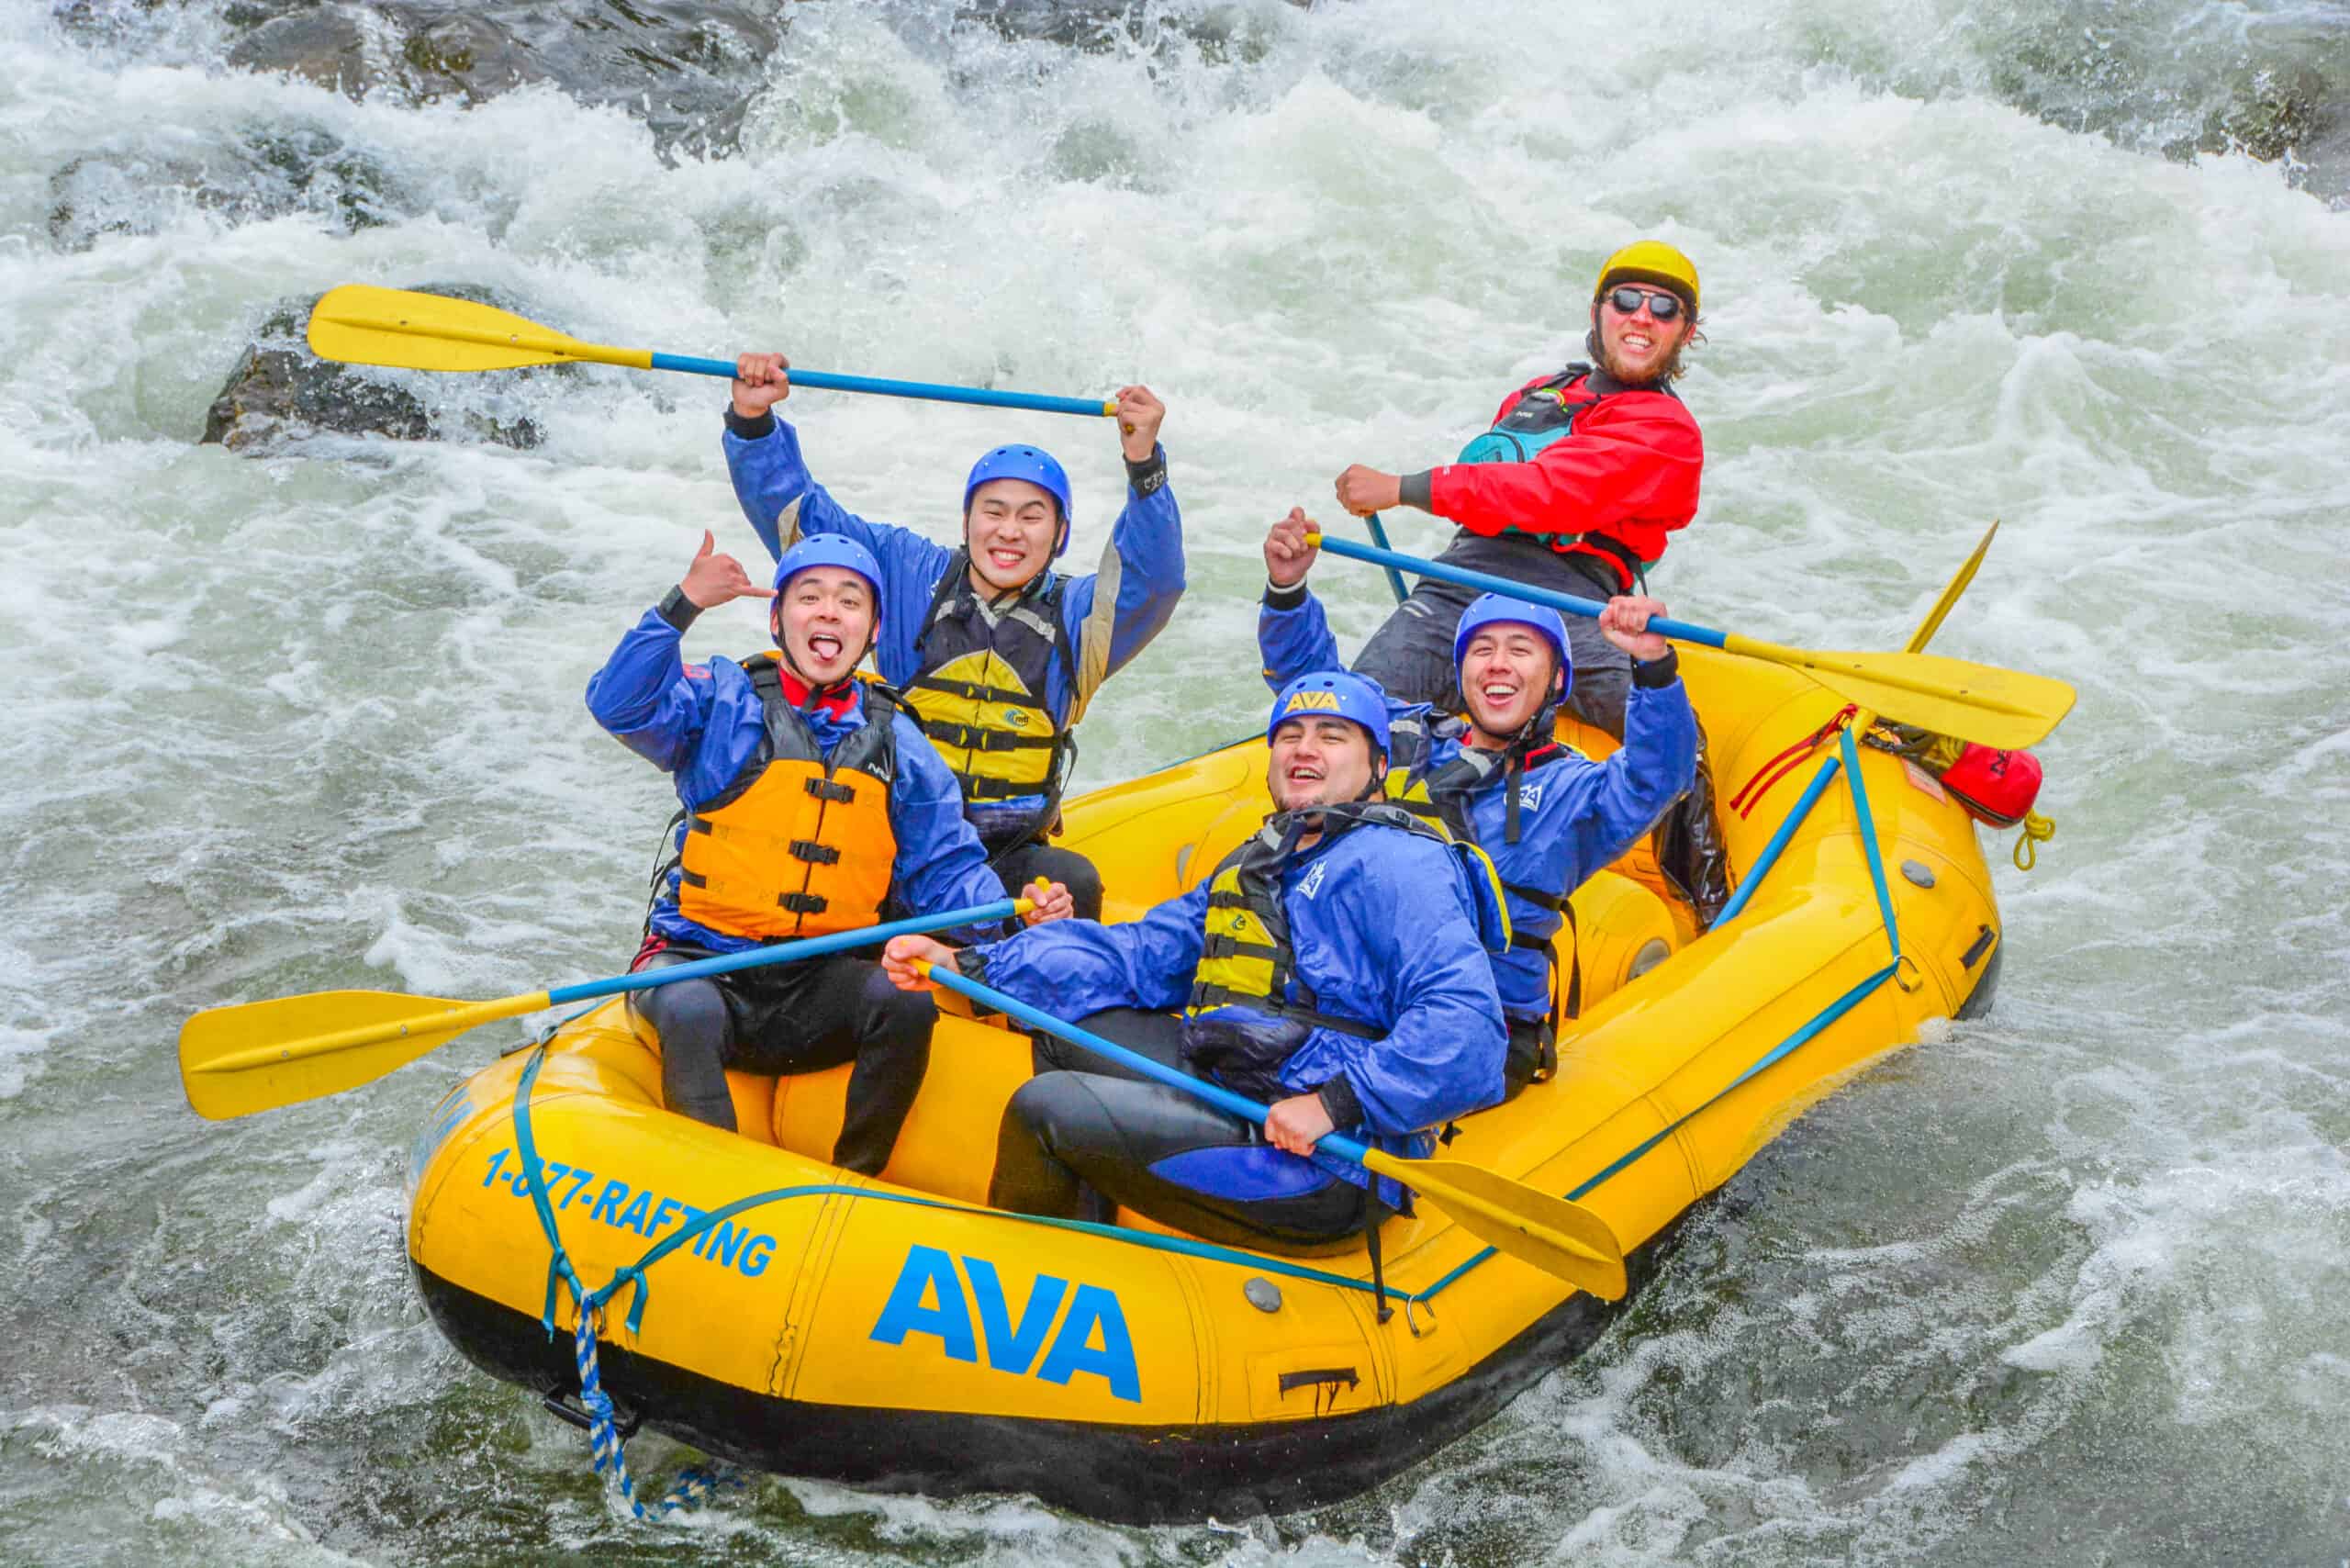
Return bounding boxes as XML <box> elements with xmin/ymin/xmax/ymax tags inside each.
<box><xmin>586</xmin><ymin>532</ymin><xmax>1070</xmax><ymax>1170</ymax></box>
<box><xmin>1329</xmin><ymin>240</ymin><xmax>1729</xmax><ymax>922</ymax></box>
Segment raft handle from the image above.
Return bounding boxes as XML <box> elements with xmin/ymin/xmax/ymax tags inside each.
<box><xmin>544</xmin><ymin>1389</ymin><xmax>642</xmax><ymax>1440</ymax></box>
<box><xmin>1277</xmin><ymin>1367</ymin><xmax>1360</xmax><ymax>1397</ymax></box>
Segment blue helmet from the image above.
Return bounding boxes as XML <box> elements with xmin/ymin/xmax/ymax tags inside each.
<box><xmin>963</xmin><ymin>444</ymin><xmax>1075</xmax><ymax>557</ymax></box>
<box><xmin>1453</xmin><ymin>592</ymin><xmax>1572</xmax><ymax>700</ymax></box>
<box><xmin>1266</xmin><ymin>670</ymin><xmax>1392</xmax><ymax>756</ymax></box>
<box><xmin>773</xmin><ymin>533</ymin><xmax>886</xmax><ymax>622</ymax></box>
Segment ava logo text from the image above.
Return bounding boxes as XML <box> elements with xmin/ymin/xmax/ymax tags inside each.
<box><xmin>869</xmin><ymin>1244</ymin><xmax>1140</xmax><ymax>1403</ymax></box>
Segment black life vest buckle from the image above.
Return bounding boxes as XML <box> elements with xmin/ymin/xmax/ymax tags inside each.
<box><xmin>803</xmin><ymin>778</ymin><xmax>856</xmax><ymax>803</ymax></box>
<box><xmin>778</xmin><ymin>891</ymin><xmax>830</xmax><ymax>913</ymax></box>
<box><xmin>788</xmin><ymin>839</ymin><xmax>841</xmax><ymax>866</ymax></box>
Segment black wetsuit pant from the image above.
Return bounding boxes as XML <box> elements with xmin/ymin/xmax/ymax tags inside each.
<box><xmin>1350</xmin><ymin>531</ymin><xmax>1731</xmax><ymax>925</ymax></box>
<box><xmin>627</xmin><ymin>944</ymin><xmax>934</xmax><ymax>1175</ymax></box>
<box><xmin>988</xmin><ymin>1009</ymin><xmax>1369</xmax><ymax>1253</ymax></box>
<box><xmin>986</xmin><ymin>838</ymin><xmax>1105</xmax><ymax>923</ymax></box>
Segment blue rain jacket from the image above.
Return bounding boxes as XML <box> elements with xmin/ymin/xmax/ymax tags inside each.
<box><xmin>725</xmin><ymin>417</ymin><xmax>1187</xmax><ymax>834</ymax></box>
<box><xmin>1259</xmin><ymin>586</ymin><xmax>1697</xmax><ymax>1021</ymax></box>
<box><xmin>586</xmin><ymin>605</ymin><xmax>1010</xmax><ymax>954</ymax></box>
<box><xmin>968</xmin><ymin>821</ymin><xmax>1506</xmax><ymax>1200</ymax></box>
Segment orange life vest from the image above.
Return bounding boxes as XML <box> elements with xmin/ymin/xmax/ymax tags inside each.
<box><xmin>675</xmin><ymin>655</ymin><xmax>900</xmax><ymax>940</ymax></box>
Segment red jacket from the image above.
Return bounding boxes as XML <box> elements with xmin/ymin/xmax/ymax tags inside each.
<box><xmin>1420</xmin><ymin>371</ymin><xmax>1703</xmax><ymax>588</ymax></box>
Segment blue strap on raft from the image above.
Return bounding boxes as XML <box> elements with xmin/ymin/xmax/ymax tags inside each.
<box><xmin>1407</xmin><ymin>714</ymin><xmax>1908</xmax><ymax>1308</ymax></box>
<box><xmin>498</xmin><ymin>734</ymin><xmax>1913</xmax><ymax>1520</ymax></box>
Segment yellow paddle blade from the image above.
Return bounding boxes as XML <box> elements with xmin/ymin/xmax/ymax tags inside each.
<box><xmin>1365</xmin><ymin>1150</ymin><xmax>1629</xmax><ymax>1300</ymax></box>
<box><xmin>1722</xmin><ymin>637</ymin><xmax>2076</xmax><ymax>750</ymax></box>
<box><xmin>1907</xmin><ymin>520</ymin><xmax>1998</xmax><ymax>655</ymax></box>
<box><xmin>178</xmin><ymin>988</ymin><xmax>542</xmax><ymax>1121</ymax></box>
<box><xmin>306</xmin><ymin>285</ymin><xmax>650</xmax><ymax>375</ymax></box>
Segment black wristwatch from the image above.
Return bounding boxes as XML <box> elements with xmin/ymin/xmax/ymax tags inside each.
<box><xmin>656</xmin><ymin>584</ymin><xmax>701</xmax><ymax>630</ymax></box>
<box><xmin>1630</xmin><ymin>646</ymin><xmax>1681</xmax><ymax>688</ymax></box>
<box><xmin>1125</xmin><ymin>445</ymin><xmax>1168</xmax><ymax>498</ymax></box>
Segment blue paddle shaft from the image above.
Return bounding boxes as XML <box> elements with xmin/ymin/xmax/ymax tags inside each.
<box><xmin>545</xmin><ymin>900</ymin><xmax>1023</xmax><ymax>1007</ymax></box>
<box><xmin>647</xmin><ymin>353</ymin><xmax>1112</xmax><ymax>418</ymax></box>
<box><xmin>1360</xmin><ymin>513</ymin><xmax>1411</xmax><ymax>605</ymax></box>
<box><xmin>925</xmin><ymin>964</ymin><xmax>1377</xmax><ymax>1167</ymax></box>
<box><xmin>1315</xmin><ymin>534</ymin><xmax>1728</xmax><ymax>649</ymax></box>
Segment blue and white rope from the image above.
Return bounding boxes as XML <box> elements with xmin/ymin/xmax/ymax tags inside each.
<box><xmin>567</xmin><ymin>1293</ymin><xmax>739</xmax><ymax>1520</ymax></box>
<box><xmin>510</xmin><ymin>1047</ymin><xmax>738</xmax><ymax>1524</ymax></box>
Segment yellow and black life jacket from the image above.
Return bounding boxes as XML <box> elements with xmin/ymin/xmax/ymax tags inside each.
<box><xmin>672</xmin><ymin>654</ymin><xmax>900</xmax><ymax>942</ymax></box>
<box><xmin>1385</xmin><ymin>714</ymin><xmax>1585</xmax><ymax>1022</ymax></box>
<box><xmin>901</xmin><ymin>552</ymin><xmax>1098</xmax><ymax>846</ymax></box>
<box><xmin>1186</xmin><ymin>801</ymin><xmax>1510</xmax><ymax>1035</ymax></box>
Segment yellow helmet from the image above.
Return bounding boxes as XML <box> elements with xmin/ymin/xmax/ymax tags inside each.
<box><xmin>1593</xmin><ymin>240</ymin><xmax>1700</xmax><ymax>314</ymax></box>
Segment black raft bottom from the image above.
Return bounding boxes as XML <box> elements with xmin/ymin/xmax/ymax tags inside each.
<box><xmin>413</xmin><ymin>1215</ymin><xmax>1686</xmax><ymax>1525</ymax></box>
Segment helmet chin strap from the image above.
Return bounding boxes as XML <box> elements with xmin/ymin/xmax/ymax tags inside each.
<box><xmin>1467</xmin><ymin>658</ymin><xmax>1563</xmax><ymax>753</ymax></box>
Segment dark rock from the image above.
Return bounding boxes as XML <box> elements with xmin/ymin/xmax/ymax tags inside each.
<box><xmin>955</xmin><ymin>0</ymin><xmax>1297</xmax><ymax>62</ymax></box>
<box><xmin>48</xmin><ymin>123</ymin><xmax>415</xmax><ymax>251</ymax></box>
<box><xmin>2207</xmin><ymin>65</ymin><xmax>2337</xmax><ymax>167</ymax></box>
<box><xmin>1954</xmin><ymin>2</ymin><xmax>2350</xmax><ymax>205</ymax></box>
<box><xmin>203</xmin><ymin>283</ymin><xmax>548</xmax><ymax>454</ymax></box>
<box><xmin>209</xmin><ymin>0</ymin><xmax>789</xmax><ymax>160</ymax></box>
<box><xmin>959</xmin><ymin>0</ymin><xmax>1136</xmax><ymax>51</ymax></box>
<box><xmin>221</xmin><ymin>6</ymin><xmax>388</xmax><ymax>99</ymax></box>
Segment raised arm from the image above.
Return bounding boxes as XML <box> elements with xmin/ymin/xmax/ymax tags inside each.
<box><xmin>1255</xmin><ymin>507</ymin><xmax>1346</xmax><ymax>690</ymax></box>
<box><xmin>720</xmin><ymin>352</ymin><xmax>957</xmax><ymax>581</ymax></box>
<box><xmin>1052</xmin><ymin>386</ymin><xmax>1186</xmax><ymax>711</ymax></box>
<box><xmin>1545</xmin><ymin>598</ymin><xmax>1701</xmax><ymax>874</ymax></box>
<box><xmin>583</xmin><ymin>532</ymin><xmax>767</xmax><ymax>772</ymax></box>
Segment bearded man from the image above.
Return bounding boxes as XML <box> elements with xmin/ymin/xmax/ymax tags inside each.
<box><xmin>1327</xmin><ymin>240</ymin><xmax>1728</xmax><ymax>921</ymax></box>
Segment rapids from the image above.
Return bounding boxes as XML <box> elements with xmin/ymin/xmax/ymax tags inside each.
<box><xmin>3</xmin><ymin>0</ymin><xmax>2346</xmax><ymax>1562</ymax></box>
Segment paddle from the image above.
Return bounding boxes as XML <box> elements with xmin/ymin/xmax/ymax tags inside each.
<box><xmin>915</xmin><ymin>962</ymin><xmax>1628</xmax><ymax>1299</ymax></box>
<box><xmin>1360</xmin><ymin>513</ymin><xmax>1411</xmax><ymax>604</ymax></box>
<box><xmin>180</xmin><ymin>898</ymin><xmax>1030</xmax><ymax>1122</ymax></box>
<box><xmin>1304</xmin><ymin>532</ymin><xmax>2074</xmax><ymax>750</ymax></box>
<box><xmin>1711</xmin><ymin>522</ymin><xmax>2004</xmax><ymax>927</ymax></box>
<box><xmin>1904</xmin><ymin>519</ymin><xmax>1998</xmax><ymax>656</ymax></box>
<box><xmin>305</xmin><ymin>286</ymin><xmax>1118</xmax><ymax>418</ymax></box>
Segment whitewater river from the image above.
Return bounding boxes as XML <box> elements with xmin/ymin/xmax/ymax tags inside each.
<box><xmin>4</xmin><ymin>0</ymin><xmax>2347</xmax><ymax>1561</ymax></box>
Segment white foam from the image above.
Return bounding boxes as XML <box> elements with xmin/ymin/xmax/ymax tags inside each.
<box><xmin>5</xmin><ymin>0</ymin><xmax>2350</xmax><ymax>1559</ymax></box>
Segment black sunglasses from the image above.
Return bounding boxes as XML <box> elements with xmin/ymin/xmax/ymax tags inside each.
<box><xmin>1603</xmin><ymin>286</ymin><xmax>1684</xmax><ymax>321</ymax></box>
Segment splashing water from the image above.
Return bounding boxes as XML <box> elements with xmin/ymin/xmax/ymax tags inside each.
<box><xmin>3</xmin><ymin>0</ymin><xmax>2347</xmax><ymax>1562</ymax></box>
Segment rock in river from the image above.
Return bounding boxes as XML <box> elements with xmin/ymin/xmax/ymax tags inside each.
<box><xmin>202</xmin><ymin>283</ymin><xmax>550</xmax><ymax>454</ymax></box>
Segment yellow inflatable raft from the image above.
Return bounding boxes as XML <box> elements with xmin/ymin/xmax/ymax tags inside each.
<box><xmin>405</xmin><ymin>644</ymin><xmax>2009</xmax><ymax>1521</ymax></box>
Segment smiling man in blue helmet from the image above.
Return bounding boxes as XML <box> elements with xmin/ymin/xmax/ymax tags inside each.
<box><xmin>1259</xmin><ymin>509</ymin><xmax>1698</xmax><ymax>1096</ymax></box>
<box><xmin>585</xmin><ymin>531</ymin><xmax>1072</xmax><ymax>1169</ymax></box>
<box><xmin>880</xmin><ymin>670</ymin><xmax>1508</xmax><ymax>1260</ymax></box>
<box><xmin>722</xmin><ymin>353</ymin><xmax>1183</xmax><ymax>921</ymax></box>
